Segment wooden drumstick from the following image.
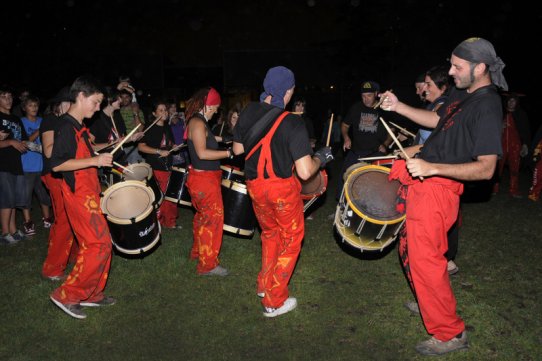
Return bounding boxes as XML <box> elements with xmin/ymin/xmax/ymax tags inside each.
<box><xmin>359</xmin><ymin>155</ymin><xmax>397</xmax><ymax>161</ymax></box>
<box><xmin>389</xmin><ymin>121</ymin><xmax>416</xmax><ymax>138</ymax></box>
<box><xmin>94</xmin><ymin>138</ymin><xmax>119</xmax><ymax>153</ymax></box>
<box><xmin>110</xmin><ymin>123</ymin><xmax>141</xmax><ymax>155</ymax></box>
<box><xmin>373</xmin><ymin>89</ymin><xmax>393</xmax><ymax>109</ymax></box>
<box><xmin>325</xmin><ymin>113</ymin><xmax>334</xmax><ymax>147</ymax></box>
<box><xmin>380</xmin><ymin>117</ymin><xmax>409</xmax><ymax>160</ymax></box>
<box><xmin>93</xmin><ymin>151</ymin><xmax>134</xmax><ymax>174</ymax></box>
<box><xmin>165</xmin><ymin>143</ymin><xmax>187</xmax><ymax>155</ymax></box>
<box><xmin>218</xmin><ymin>121</ymin><xmax>225</xmax><ymax>137</ymax></box>
<box><xmin>109</xmin><ymin>114</ymin><xmax>123</xmax><ymax>150</ymax></box>
<box><xmin>142</xmin><ymin>115</ymin><xmax>163</xmax><ymax>135</ymax></box>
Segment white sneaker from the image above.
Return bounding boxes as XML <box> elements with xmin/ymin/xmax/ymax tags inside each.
<box><xmin>200</xmin><ymin>265</ymin><xmax>229</xmax><ymax>277</ymax></box>
<box><xmin>257</xmin><ymin>292</ymin><xmax>264</xmax><ymax>298</ymax></box>
<box><xmin>263</xmin><ymin>297</ymin><xmax>297</xmax><ymax>318</ymax></box>
<box><xmin>447</xmin><ymin>260</ymin><xmax>459</xmax><ymax>275</ymax></box>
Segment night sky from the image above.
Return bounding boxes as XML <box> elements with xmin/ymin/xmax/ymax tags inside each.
<box><xmin>3</xmin><ymin>0</ymin><xmax>539</xmax><ymax>129</ymax></box>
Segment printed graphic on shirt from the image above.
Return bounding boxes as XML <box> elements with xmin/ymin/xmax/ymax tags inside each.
<box><xmin>358</xmin><ymin>112</ymin><xmax>379</xmax><ymax>133</ymax></box>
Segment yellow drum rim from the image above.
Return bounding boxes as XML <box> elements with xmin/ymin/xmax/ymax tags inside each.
<box><xmin>344</xmin><ymin>164</ymin><xmax>405</xmax><ymax>225</ymax></box>
<box><xmin>223</xmin><ymin>224</ymin><xmax>254</xmax><ymax>236</ymax></box>
<box><xmin>123</xmin><ymin>162</ymin><xmax>153</xmax><ymax>181</ymax></box>
<box><xmin>220</xmin><ymin>165</ymin><xmax>245</xmax><ymax>177</ymax></box>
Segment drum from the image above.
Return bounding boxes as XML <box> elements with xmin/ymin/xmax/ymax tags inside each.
<box><xmin>334</xmin><ymin>164</ymin><xmax>405</xmax><ymax>252</ymax></box>
<box><xmin>122</xmin><ymin>162</ymin><xmax>163</xmax><ymax>206</ymax></box>
<box><xmin>100</xmin><ymin>180</ymin><xmax>161</xmax><ymax>255</ymax></box>
<box><xmin>297</xmin><ymin>169</ymin><xmax>328</xmax><ymax>212</ymax></box>
<box><xmin>102</xmin><ymin>168</ymin><xmax>123</xmax><ymax>189</ymax></box>
<box><xmin>164</xmin><ymin>166</ymin><xmax>191</xmax><ymax>206</ymax></box>
<box><xmin>222</xmin><ymin>178</ymin><xmax>257</xmax><ymax>237</ymax></box>
<box><xmin>220</xmin><ymin>165</ymin><xmax>245</xmax><ymax>183</ymax></box>
<box><xmin>358</xmin><ymin>155</ymin><xmax>397</xmax><ymax>168</ymax></box>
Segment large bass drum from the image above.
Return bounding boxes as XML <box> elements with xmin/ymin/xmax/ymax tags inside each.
<box><xmin>164</xmin><ymin>166</ymin><xmax>192</xmax><ymax>206</ymax></box>
<box><xmin>221</xmin><ymin>168</ymin><xmax>257</xmax><ymax>237</ymax></box>
<box><xmin>100</xmin><ymin>180</ymin><xmax>161</xmax><ymax>255</ymax></box>
<box><xmin>334</xmin><ymin>163</ymin><xmax>405</xmax><ymax>252</ymax></box>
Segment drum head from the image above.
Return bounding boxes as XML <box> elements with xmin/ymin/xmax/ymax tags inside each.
<box><xmin>101</xmin><ymin>180</ymin><xmax>155</xmax><ymax>224</ymax></box>
<box><xmin>300</xmin><ymin>170</ymin><xmax>328</xmax><ymax>199</ymax></box>
<box><xmin>345</xmin><ymin>164</ymin><xmax>403</xmax><ymax>222</ymax></box>
<box><xmin>124</xmin><ymin>163</ymin><xmax>152</xmax><ymax>181</ymax></box>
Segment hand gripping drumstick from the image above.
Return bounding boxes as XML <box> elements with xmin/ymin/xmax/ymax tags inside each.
<box><xmin>389</xmin><ymin>121</ymin><xmax>416</xmax><ymax>138</ymax></box>
<box><xmin>93</xmin><ymin>151</ymin><xmax>134</xmax><ymax>174</ymax></box>
<box><xmin>110</xmin><ymin>123</ymin><xmax>141</xmax><ymax>156</ymax></box>
<box><xmin>325</xmin><ymin>113</ymin><xmax>334</xmax><ymax>147</ymax></box>
<box><xmin>373</xmin><ymin>90</ymin><xmax>393</xmax><ymax>109</ymax></box>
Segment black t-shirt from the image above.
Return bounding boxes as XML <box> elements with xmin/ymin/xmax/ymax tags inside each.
<box><xmin>88</xmin><ymin>110</ymin><xmax>127</xmax><ymax>143</ymax></box>
<box><xmin>50</xmin><ymin>113</ymin><xmax>96</xmax><ymax>192</ymax></box>
<box><xmin>421</xmin><ymin>85</ymin><xmax>503</xmax><ymax>163</ymax></box>
<box><xmin>234</xmin><ymin>102</ymin><xmax>312</xmax><ymax>180</ymax></box>
<box><xmin>343</xmin><ymin>101</ymin><xmax>387</xmax><ymax>153</ymax></box>
<box><xmin>141</xmin><ymin>123</ymin><xmax>174</xmax><ymax>171</ymax></box>
<box><xmin>39</xmin><ymin>113</ymin><xmax>64</xmax><ymax>176</ymax></box>
<box><xmin>187</xmin><ymin>113</ymin><xmax>221</xmax><ymax>171</ymax></box>
<box><xmin>0</xmin><ymin>112</ymin><xmax>27</xmax><ymax>174</ymax></box>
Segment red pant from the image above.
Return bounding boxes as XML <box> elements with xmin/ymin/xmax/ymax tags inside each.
<box><xmin>390</xmin><ymin>160</ymin><xmax>465</xmax><ymax>341</ymax></box>
<box><xmin>186</xmin><ymin>169</ymin><xmax>224</xmax><ymax>273</ymax></box>
<box><xmin>247</xmin><ymin>176</ymin><xmax>304</xmax><ymax>309</ymax></box>
<box><xmin>51</xmin><ymin>185</ymin><xmax>112</xmax><ymax>304</ymax></box>
<box><xmin>41</xmin><ymin>174</ymin><xmax>78</xmax><ymax>278</ymax></box>
<box><xmin>153</xmin><ymin>170</ymin><xmax>178</xmax><ymax>228</ymax></box>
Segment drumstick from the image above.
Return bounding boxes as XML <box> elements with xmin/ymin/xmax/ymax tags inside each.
<box><xmin>109</xmin><ymin>114</ymin><xmax>123</xmax><ymax>150</ymax></box>
<box><xmin>110</xmin><ymin>123</ymin><xmax>141</xmax><ymax>155</ymax></box>
<box><xmin>380</xmin><ymin>117</ymin><xmax>409</xmax><ymax>160</ymax></box>
<box><xmin>218</xmin><ymin>122</ymin><xmax>225</xmax><ymax>137</ymax></box>
<box><xmin>291</xmin><ymin>112</ymin><xmax>303</xmax><ymax>115</ymax></box>
<box><xmin>141</xmin><ymin>115</ymin><xmax>163</xmax><ymax>135</ymax></box>
<box><xmin>93</xmin><ymin>151</ymin><xmax>134</xmax><ymax>174</ymax></box>
<box><xmin>373</xmin><ymin>89</ymin><xmax>393</xmax><ymax>109</ymax></box>
<box><xmin>359</xmin><ymin>155</ymin><xmax>397</xmax><ymax>161</ymax></box>
<box><xmin>94</xmin><ymin>138</ymin><xmax>119</xmax><ymax>153</ymax></box>
<box><xmin>389</xmin><ymin>121</ymin><xmax>416</xmax><ymax>138</ymax></box>
<box><xmin>325</xmin><ymin>113</ymin><xmax>334</xmax><ymax>147</ymax></box>
<box><xmin>165</xmin><ymin>143</ymin><xmax>187</xmax><ymax>155</ymax></box>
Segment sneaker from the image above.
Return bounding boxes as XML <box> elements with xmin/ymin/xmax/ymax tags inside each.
<box><xmin>257</xmin><ymin>292</ymin><xmax>264</xmax><ymax>298</ymax></box>
<box><xmin>263</xmin><ymin>297</ymin><xmax>297</xmax><ymax>318</ymax></box>
<box><xmin>44</xmin><ymin>274</ymin><xmax>67</xmax><ymax>282</ymax></box>
<box><xmin>447</xmin><ymin>260</ymin><xmax>459</xmax><ymax>275</ymax></box>
<box><xmin>42</xmin><ymin>217</ymin><xmax>53</xmax><ymax>229</ymax></box>
<box><xmin>50</xmin><ymin>295</ymin><xmax>87</xmax><ymax>319</ymax></box>
<box><xmin>306</xmin><ymin>214</ymin><xmax>314</xmax><ymax>220</ymax></box>
<box><xmin>80</xmin><ymin>296</ymin><xmax>116</xmax><ymax>307</ymax></box>
<box><xmin>200</xmin><ymin>265</ymin><xmax>229</xmax><ymax>277</ymax></box>
<box><xmin>1</xmin><ymin>233</ymin><xmax>20</xmax><ymax>246</ymax></box>
<box><xmin>23</xmin><ymin>221</ymin><xmax>36</xmax><ymax>236</ymax></box>
<box><xmin>415</xmin><ymin>331</ymin><xmax>469</xmax><ymax>355</ymax></box>
<box><xmin>12</xmin><ymin>230</ymin><xmax>27</xmax><ymax>242</ymax></box>
<box><xmin>404</xmin><ymin>301</ymin><xmax>420</xmax><ymax>314</ymax></box>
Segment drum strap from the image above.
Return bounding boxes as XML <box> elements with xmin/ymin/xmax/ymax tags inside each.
<box><xmin>246</xmin><ymin>111</ymin><xmax>290</xmax><ymax>179</ymax></box>
<box><xmin>242</xmin><ymin>107</ymin><xmax>284</xmax><ymax>155</ymax></box>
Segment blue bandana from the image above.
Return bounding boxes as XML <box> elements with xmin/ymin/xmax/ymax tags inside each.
<box><xmin>259</xmin><ymin>66</ymin><xmax>295</xmax><ymax>109</ymax></box>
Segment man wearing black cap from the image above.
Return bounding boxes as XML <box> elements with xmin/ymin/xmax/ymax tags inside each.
<box><xmin>337</xmin><ymin>80</ymin><xmax>391</xmax><ymax>199</ymax></box>
<box><xmin>233</xmin><ymin>66</ymin><xmax>333</xmax><ymax>318</ymax></box>
<box><xmin>379</xmin><ymin>37</ymin><xmax>505</xmax><ymax>355</ymax></box>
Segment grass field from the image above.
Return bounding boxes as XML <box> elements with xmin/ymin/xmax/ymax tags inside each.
<box><xmin>1</xmin><ymin>161</ymin><xmax>541</xmax><ymax>361</ymax></box>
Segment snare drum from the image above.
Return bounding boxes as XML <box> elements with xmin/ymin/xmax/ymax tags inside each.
<box><xmin>334</xmin><ymin>164</ymin><xmax>405</xmax><ymax>252</ymax></box>
<box><xmin>164</xmin><ymin>166</ymin><xmax>191</xmax><ymax>206</ymax></box>
<box><xmin>122</xmin><ymin>162</ymin><xmax>163</xmax><ymax>206</ymax></box>
<box><xmin>298</xmin><ymin>169</ymin><xmax>328</xmax><ymax>212</ymax></box>
<box><xmin>220</xmin><ymin>165</ymin><xmax>245</xmax><ymax>183</ymax></box>
<box><xmin>222</xmin><ymin>178</ymin><xmax>257</xmax><ymax>237</ymax></box>
<box><xmin>100</xmin><ymin>180</ymin><xmax>161</xmax><ymax>255</ymax></box>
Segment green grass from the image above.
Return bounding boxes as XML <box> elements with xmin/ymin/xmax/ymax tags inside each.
<box><xmin>1</xmin><ymin>162</ymin><xmax>541</xmax><ymax>361</ymax></box>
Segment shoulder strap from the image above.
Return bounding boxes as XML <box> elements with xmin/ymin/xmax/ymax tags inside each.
<box><xmin>242</xmin><ymin>107</ymin><xmax>284</xmax><ymax>154</ymax></box>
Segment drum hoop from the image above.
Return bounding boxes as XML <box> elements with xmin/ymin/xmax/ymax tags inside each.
<box><xmin>171</xmin><ymin>166</ymin><xmax>188</xmax><ymax>173</ymax></box>
<box><xmin>222</xmin><ymin>179</ymin><xmax>247</xmax><ymax>194</ymax></box>
<box><xmin>112</xmin><ymin>224</ymin><xmax>161</xmax><ymax>254</ymax></box>
<box><xmin>223</xmin><ymin>224</ymin><xmax>254</xmax><ymax>236</ymax></box>
<box><xmin>124</xmin><ymin>162</ymin><xmax>153</xmax><ymax>180</ymax></box>
<box><xmin>220</xmin><ymin>165</ymin><xmax>244</xmax><ymax>177</ymax></box>
<box><xmin>344</xmin><ymin>164</ymin><xmax>406</xmax><ymax>225</ymax></box>
<box><xmin>101</xmin><ymin>180</ymin><xmax>156</xmax><ymax>224</ymax></box>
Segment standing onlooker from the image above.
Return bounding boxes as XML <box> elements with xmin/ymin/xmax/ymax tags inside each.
<box><xmin>20</xmin><ymin>95</ymin><xmax>52</xmax><ymax>236</ymax></box>
<box><xmin>118</xmin><ymin>80</ymin><xmax>145</xmax><ymax>164</ymax></box>
<box><xmin>0</xmin><ymin>86</ymin><xmax>28</xmax><ymax>245</ymax></box>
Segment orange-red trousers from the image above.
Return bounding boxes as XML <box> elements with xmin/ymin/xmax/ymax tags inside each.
<box><xmin>390</xmin><ymin>160</ymin><xmax>465</xmax><ymax>341</ymax></box>
<box><xmin>50</xmin><ymin>182</ymin><xmax>112</xmax><ymax>304</ymax></box>
<box><xmin>153</xmin><ymin>169</ymin><xmax>178</xmax><ymax>228</ymax></box>
<box><xmin>186</xmin><ymin>169</ymin><xmax>224</xmax><ymax>274</ymax></box>
<box><xmin>247</xmin><ymin>176</ymin><xmax>304</xmax><ymax>309</ymax></box>
<box><xmin>41</xmin><ymin>174</ymin><xmax>78</xmax><ymax>278</ymax></box>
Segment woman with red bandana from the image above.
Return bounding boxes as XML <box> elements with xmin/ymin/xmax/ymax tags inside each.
<box><xmin>233</xmin><ymin>66</ymin><xmax>333</xmax><ymax>317</ymax></box>
<box><xmin>185</xmin><ymin>87</ymin><xmax>231</xmax><ymax>276</ymax></box>
<box><xmin>49</xmin><ymin>76</ymin><xmax>115</xmax><ymax>320</ymax></box>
